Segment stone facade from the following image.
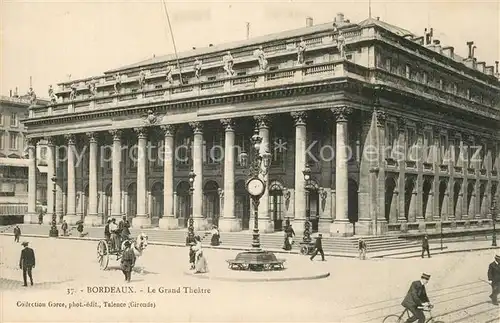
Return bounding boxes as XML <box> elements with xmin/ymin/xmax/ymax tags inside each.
<box><xmin>23</xmin><ymin>15</ymin><xmax>500</xmax><ymax>235</ymax></box>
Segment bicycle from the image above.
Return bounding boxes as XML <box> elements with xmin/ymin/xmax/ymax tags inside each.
<box><xmin>382</xmin><ymin>304</ymin><xmax>445</xmax><ymax>323</ymax></box>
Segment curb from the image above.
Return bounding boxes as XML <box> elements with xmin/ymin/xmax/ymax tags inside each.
<box><xmin>183</xmin><ymin>271</ymin><xmax>331</xmax><ymax>282</ymax></box>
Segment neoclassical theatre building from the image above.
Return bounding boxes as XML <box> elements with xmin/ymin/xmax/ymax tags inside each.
<box><xmin>24</xmin><ymin>13</ymin><xmax>500</xmax><ymax>236</ymax></box>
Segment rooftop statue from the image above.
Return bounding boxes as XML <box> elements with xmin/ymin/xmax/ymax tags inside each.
<box><xmin>69</xmin><ymin>83</ymin><xmax>78</xmax><ymax>100</ymax></box>
<box><xmin>223</xmin><ymin>51</ymin><xmax>235</xmax><ymax>76</ymax></box>
<box><xmin>114</xmin><ymin>73</ymin><xmax>121</xmax><ymax>93</ymax></box>
<box><xmin>194</xmin><ymin>58</ymin><xmax>202</xmax><ymax>79</ymax></box>
<box><xmin>337</xmin><ymin>32</ymin><xmax>346</xmax><ymax>59</ymax></box>
<box><xmin>28</xmin><ymin>87</ymin><xmax>37</xmax><ymax>105</ymax></box>
<box><xmin>138</xmin><ymin>69</ymin><xmax>147</xmax><ymax>89</ymax></box>
<box><xmin>253</xmin><ymin>46</ymin><xmax>268</xmax><ymax>71</ymax></box>
<box><xmin>297</xmin><ymin>38</ymin><xmax>307</xmax><ymax>64</ymax></box>
<box><xmin>48</xmin><ymin>85</ymin><xmax>57</xmax><ymax>103</ymax></box>
<box><xmin>165</xmin><ymin>65</ymin><xmax>173</xmax><ymax>84</ymax></box>
<box><xmin>87</xmin><ymin>79</ymin><xmax>97</xmax><ymax>97</ymax></box>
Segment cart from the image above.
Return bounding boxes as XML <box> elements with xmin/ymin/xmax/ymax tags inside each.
<box><xmin>96</xmin><ymin>239</ymin><xmax>124</xmax><ymax>270</ymax></box>
<box><xmin>299</xmin><ymin>241</ymin><xmax>316</xmax><ymax>255</ymax></box>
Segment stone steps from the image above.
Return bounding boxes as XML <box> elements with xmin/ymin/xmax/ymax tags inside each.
<box><xmin>9</xmin><ymin>224</ymin><xmax>422</xmax><ymax>255</ymax></box>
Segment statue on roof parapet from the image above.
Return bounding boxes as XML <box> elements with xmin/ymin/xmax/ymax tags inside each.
<box><xmin>424</xmin><ymin>28</ymin><xmax>433</xmax><ymax>46</ymax></box>
<box><xmin>254</xmin><ymin>46</ymin><xmax>268</xmax><ymax>71</ymax></box>
<box><xmin>165</xmin><ymin>65</ymin><xmax>173</xmax><ymax>84</ymax></box>
<box><xmin>87</xmin><ymin>79</ymin><xmax>97</xmax><ymax>97</ymax></box>
<box><xmin>138</xmin><ymin>69</ymin><xmax>147</xmax><ymax>89</ymax></box>
<box><xmin>337</xmin><ymin>32</ymin><xmax>346</xmax><ymax>59</ymax></box>
<box><xmin>69</xmin><ymin>83</ymin><xmax>78</xmax><ymax>100</ymax></box>
<box><xmin>223</xmin><ymin>51</ymin><xmax>235</xmax><ymax>76</ymax></box>
<box><xmin>28</xmin><ymin>87</ymin><xmax>37</xmax><ymax>106</ymax></box>
<box><xmin>194</xmin><ymin>58</ymin><xmax>202</xmax><ymax>79</ymax></box>
<box><xmin>114</xmin><ymin>72</ymin><xmax>121</xmax><ymax>93</ymax></box>
<box><xmin>48</xmin><ymin>85</ymin><xmax>57</xmax><ymax>104</ymax></box>
<box><xmin>297</xmin><ymin>37</ymin><xmax>306</xmax><ymax>64</ymax></box>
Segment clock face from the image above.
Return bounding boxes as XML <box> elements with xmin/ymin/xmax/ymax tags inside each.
<box><xmin>247</xmin><ymin>178</ymin><xmax>265</xmax><ymax>196</ymax></box>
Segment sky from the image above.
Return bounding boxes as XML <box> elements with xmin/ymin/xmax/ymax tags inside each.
<box><xmin>1</xmin><ymin>0</ymin><xmax>499</xmax><ymax>98</ymax></box>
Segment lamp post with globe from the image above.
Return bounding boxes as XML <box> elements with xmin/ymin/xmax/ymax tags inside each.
<box><xmin>302</xmin><ymin>165</ymin><xmax>313</xmax><ymax>244</ymax></box>
<box><xmin>491</xmin><ymin>198</ymin><xmax>497</xmax><ymax>247</ymax></box>
<box><xmin>49</xmin><ymin>176</ymin><xmax>59</xmax><ymax>237</ymax></box>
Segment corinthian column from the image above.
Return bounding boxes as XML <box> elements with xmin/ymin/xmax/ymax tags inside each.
<box><xmin>253</xmin><ymin>115</ymin><xmax>273</xmax><ymax>233</ymax></box>
<box><xmin>64</xmin><ymin>134</ymin><xmax>79</xmax><ymax>224</ymax></box>
<box><xmin>110</xmin><ymin>130</ymin><xmax>122</xmax><ymax>218</ymax></box>
<box><xmin>132</xmin><ymin>127</ymin><xmax>151</xmax><ymax>228</ymax></box>
<box><xmin>25</xmin><ymin>138</ymin><xmax>38</xmax><ymax>224</ymax></box>
<box><xmin>190</xmin><ymin>121</ymin><xmax>208</xmax><ymax>230</ymax></box>
<box><xmin>159</xmin><ymin>125</ymin><xmax>178</xmax><ymax>229</ymax></box>
<box><xmin>44</xmin><ymin>137</ymin><xmax>55</xmax><ymax>224</ymax></box>
<box><xmin>85</xmin><ymin>132</ymin><xmax>100</xmax><ymax>226</ymax></box>
<box><xmin>330</xmin><ymin>106</ymin><xmax>353</xmax><ymax>236</ymax></box>
<box><xmin>291</xmin><ymin>111</ymin><xmax>307</xmax><ymax>234</ymax></box>
<box><xmin>219</xmin><ymin>118</ymin><xmax>241</xmax><ymax>232</ymax></box>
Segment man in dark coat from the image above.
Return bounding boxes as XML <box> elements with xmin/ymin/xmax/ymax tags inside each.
<box><xmin>120</xmin><ymin>240</ymin><xmax>136</xmax><ymax>283</ymax></box>
<box><xmin>310</xmin><ymin>234</ymin><xmax>325</xmax><ymax>261</ymax></box>
<box><xmin>421</xmin><ymin>235</ymin><xmax>430</xmax><ymax>258</ymax></box>
<box><xmin>13</xmin><ymin>225</ymin><xmax>21</xmax><ymax>242</ymax></box>
<box><xmin>119</xmin><ymin>216</ymin><xmax>131</xmax><ymax>241</ymax></box>
<box><xmin>401</xmin><ymin>273</ymin><xmax>431</xmax><ymax>323</ymax></box>
<box><xmin>104</xmin><ymin>219</ymin><xmax>111</xmax><ymax>242</ymax></box>
<box><xmin>487</xmin><ymin>255</ymin><xmax>500</xmax><ymax>305</ymax></box>
<box><xmin>19</xmin><ymin>241</ymin><xmax>36</xmax><ymax>287</ymax></box>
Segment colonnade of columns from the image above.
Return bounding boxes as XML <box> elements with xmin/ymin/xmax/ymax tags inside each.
<box><xmin>25</xmin><ymin>107</ymin><xmax>355</xmax><ymax>235</ymax></box>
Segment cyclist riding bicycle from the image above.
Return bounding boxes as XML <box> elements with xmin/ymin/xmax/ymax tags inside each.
<box><xmin>401</xmin><ymin>273</ymin><xmax>432</xmax><ymax>323</ymax></box>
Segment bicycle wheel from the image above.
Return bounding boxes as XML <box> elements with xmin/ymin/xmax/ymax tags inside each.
<box><xmin>382</xmin><ymin>314</ymin><xmax>403</xmax><ymax>323</ymax></box>
<box><xmin>430</xmin><ymin>321</ymin><xmax>444</xmax><ymax>323</ymax></box>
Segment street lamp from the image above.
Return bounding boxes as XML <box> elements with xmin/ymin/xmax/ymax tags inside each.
<box><xmin>302</xmin><ymin>165</ymin><xmax>312</xmax><ymax>244</ymax></box>
<box><xmin>491</xmin><ymin>198</ymin><xmax>497</xmax><ymax>247</ymax></box>
<box><xmin>188</xmin><ymin>169</ymin><xmax>196</xmax><ymax>235</ymax></box>
<box><xmin>49</xmin><ymin>176</ymin><xmax>59</xmax><ymax>237</ymax></box>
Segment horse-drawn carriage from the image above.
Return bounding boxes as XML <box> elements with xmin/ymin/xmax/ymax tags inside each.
<box><xmin>96</xmin><ymin>233</ymin><xmax>148</xmax><ymax>270</ymax></box>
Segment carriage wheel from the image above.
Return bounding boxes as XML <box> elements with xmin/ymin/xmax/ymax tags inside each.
<box><xmin>382</xmin><ymin>315</ymin><xmax>404</xmax><ymax>323</ymax></box>
<box><xmin>300</xmin><ymin>245</ymin><xmax>309</xmax><ymax>255</ymax></box>
<box><xmin>97</xmin><ymin>240</ymin><xmax>109</xmax><ymax>270</ymax></box>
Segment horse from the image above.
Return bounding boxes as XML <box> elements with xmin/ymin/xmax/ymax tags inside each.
<box><xmin>120</xmin><ymin>233</ymin><xmax>149</xmax><ymax>274</ymax></box>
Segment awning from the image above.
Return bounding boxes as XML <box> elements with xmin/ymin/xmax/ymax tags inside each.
<box><xmin>37</xmin><ymin>165</ymin><xmax>48</xmax><ymax>173</ymax></box>
<box><xmin>0</xmin><ymin>157</ymin><xmax>30</xmax><ymax>167</ymax></box>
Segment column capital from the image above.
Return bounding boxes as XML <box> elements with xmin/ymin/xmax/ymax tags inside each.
<box><xmin>160</xmin><ymin>124</ymin><xmax>176</xmax><ymax>137</ymax></box>
<box><xmin>254</xmin><ymin>115</ymin><xmax>270</xmax><ymax>129</ymax></box>
<box><xmin>220</xmin><ymin>118</ymin><xmax>235</xmax><ymax>131</ymax></box>
<box><xmin>109</xmin><ymin>129</ymin><xmax>122</xmax><ymax>141</ymax></box>
<box><xmin>189</xmin><ymin>121</ymin><xmax>203</xmax><ymax>134</ymax></box>
<box><xmin>134</xmin><ymin>127</ymin><xmax>148</xmax><ymax>139</ymax></box>
<box><xmin>331</xmin><ymin>106</ymin><xmax>352</xmax><ymax>122</ymax></box>
<box><xmin>26</xmin><ymin>137</ymin><xmax>38</xmax><ymax>147</ymax></box>
<box><xmin>44</xmin><ymin>136</ymin><xmax>55</xmax><ymax>146</ymax></box>
<box><xmin>291</xmin><ymin>111</ymin><xmax>307</xmax><ymax>126</ymax></box>
<box><xmin>374</xmin><ymin>110</ymin><xmax>387</xmax><ymax>128</ymax></box>
<box><xmin>397</xmin><ymin>117</ymin><xmax>407</xmax><ymax>133</ymax></box>
<box><xmin>64</xmin><ymin>134</ymin><xmax>76</xmax><ymax>145</ymax></box>
<box><xmin>86</xmin><ymin>132</ymin><xmax>98</xmax><ymax>143</ymax></box>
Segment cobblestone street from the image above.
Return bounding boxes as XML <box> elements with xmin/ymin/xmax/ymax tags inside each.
<box><xmin>1</xmin><ymin>236</ymin><xmax>499</xmax><ymax>322</ymax></box>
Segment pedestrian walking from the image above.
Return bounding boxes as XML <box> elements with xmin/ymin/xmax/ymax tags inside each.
<box><xmin>487</xmin><ymin>255</ymin><xmax>500</xmax><ymax>305</ymax></box>
<box><xmin>210</xmin><ymin>225</ymin><xmax>220</xmax><ymax>246</ymax></box>
<box><xmin>61</xmin><ymin>220</ymin><xmax>68</xmax><ymax>236</ymax></box>
<box><xmin>120</xmin><ymin>240</ymin><xmax>136</xmax><ymax>283</ymax></box>
<box><xmin>186</xmin><ymin>232</ymin><xmax>196</xmax><ymax>269</ymax></box>
<box><xmin>401</xmin><ymin>273</ymin><xmax>432</xmax><ymax>323</ymax></box>
<box><xmin>77</xmin><ymin>222</ymin><xmax>84</xmax><ymax>237</ymax></box>
<box><xmin>421</xmin><ymin>235</ymin><xmax>431</xmax><ymax>258</ymax></box>
<box><xmin>19</xmin><ymin>241</ymin><xmax>35</xmax><ymax>287</ymax></box>
<box><xmin>358</xmin><ymin>238</ymin><xmax>367</xmax><ymax>260</ymax></box>
<box><xmin>13</xmin><ymin>225</ymin><xmax>21</xmax><ymax>243</ymax></box>
<box><xmin>283</xmin><ymin>224</ymin><xmax>295</xmax><ymax>250</ymax></box>
<box><xmin>310</xmin><ymin>234</ymin><xmax>325</xmax><ymax>261</ymax></box>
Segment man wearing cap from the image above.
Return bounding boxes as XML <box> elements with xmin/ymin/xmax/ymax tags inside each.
<box><xmin>401</xmin><ymin>273</ymin><xmax>431</xmax><ymax>323</ymax></box>
<box><xmin>120</xmin><ymin>240</ymin><xmax>136</xmax><ymax>283</ymax></box>
<box><xmin>487</xmin><ymin>255</ymin><xmax>500</xmax><ymax>305</ymax></box>
<box><xmin>19</xmin><ymin>242</ymin><xmax>36</xmax><ymax>287</ymax></box>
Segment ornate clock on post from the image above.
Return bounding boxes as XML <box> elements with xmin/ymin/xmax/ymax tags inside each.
<box><xmin>226</xmin><ymin>129</ymin><xmax>285</xmax><ymax>271</ymax></box>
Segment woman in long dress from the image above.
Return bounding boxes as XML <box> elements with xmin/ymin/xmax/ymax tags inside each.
<box><xmin>193</xmin><ymin>236</ymin><xmax>208</xmax><ymax>274</ymax></box>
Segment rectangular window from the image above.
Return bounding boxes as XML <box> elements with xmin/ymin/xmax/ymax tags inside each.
<box><xmin>0</xmin><ymin>132</ymin><xmax>3</xmax><ymax>150</ymax></box>
<box><xmin>10</xmin><ymin>113</ymin><xmax>17</xmax><ymax>127</ymax></box>
<box><xmin>406</xmin><ymin>128</ymin><xmax>416</xmax><ymax>158</ymax></box>
<box><xmin>423</xmin><ymin>130</ymin><xmax>432</xmax><ymax>162</ymax></box>
<box><xmin>307</xmin><ymin>132</ymin><xmax>322</xmax><ymax>165</ymax></box>
<box><xmin>271</xmin><ymin>131</ymin><xmax>287</xmax><ymax>168</ymax></box>
<box><xmin>386</xmin><ymin>123</ymin><xmax>396</xmax><ymax>158</ymax></box>
<box><xmin>40</xmin><ymin>147</ymin><xmax>47</xmax><ymax>161</ymax></box>
<box><xmin>439</xmin><ymin>134</ymin><xmax>448</xmax><ymax>164</ymax></box>
<box><xmin>235</xmin><ymin>134</ymin><xmax>247</xmax><ymax>166</ymax></box>
<box><xmin>9</xmin><ymin>132</ymin><xmax>18</xmax><ymax>150</ymax></box>
<box><xmin>176</xmin><ymin>136</ymin><xmax>190</xmax><ymax>165</ymax></box>
<box><xmin>0</xmin><ymin>113</ymin><xmax>3</xmax><ymax>126</ymax></box>
<box><xmin>492</xmin><ymin>144</ymin><xmax>498</xmax><ymax>170</ymax></box>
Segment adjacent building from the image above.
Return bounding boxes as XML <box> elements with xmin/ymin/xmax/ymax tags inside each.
<box><xmin>23</xmin><ymin>13</ymin><xmax>500</xmax><ymax>236</ymax></box>
<box><xmin>0</xmin><ymin>91</ymin><xmax>48</xmax><ymax>224</ymax></box>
